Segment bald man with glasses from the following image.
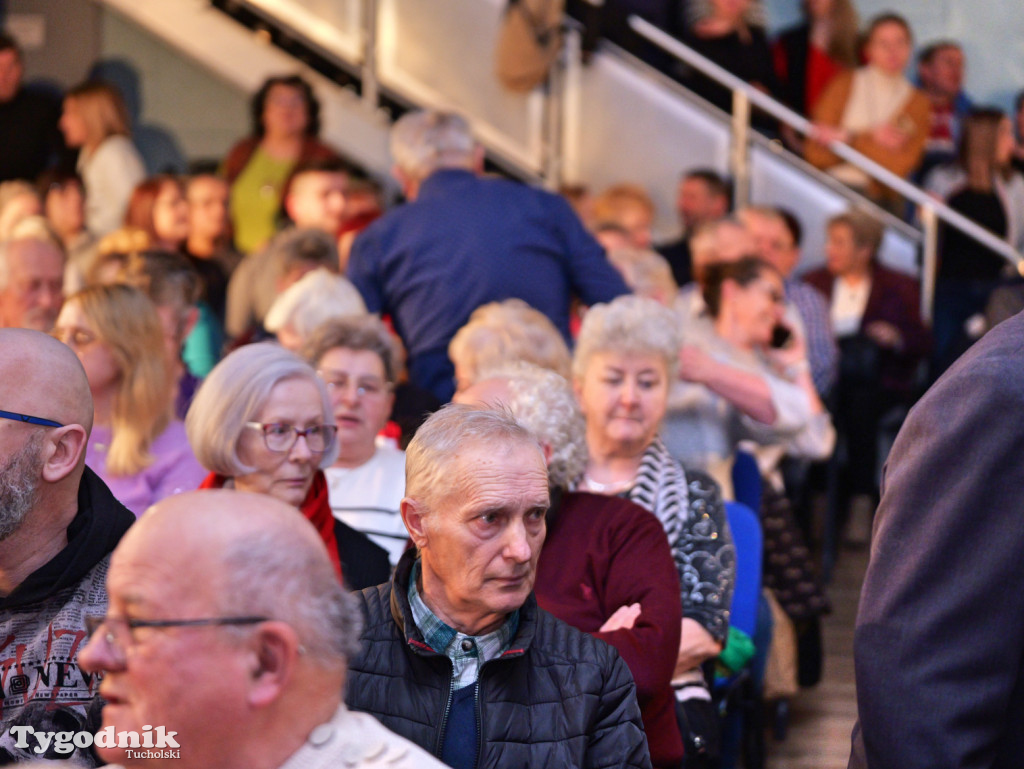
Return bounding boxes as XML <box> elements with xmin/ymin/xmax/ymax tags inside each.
<box><xmin>79</xmin><ymin>490</ymin><xmax>447</xmax><ymax>769</ymax></box>
<box><xmin>0</xmin><ymin>328</ymin><xmax>135</xmax><ymax>764</ymax></box>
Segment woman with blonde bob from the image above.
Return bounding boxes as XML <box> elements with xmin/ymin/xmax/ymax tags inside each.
<box><xmin>59</xmin><ymin>80</ymin><xmax>145</xmax><ymax>237</ymax></box>
<box><xmin>186</xmin><ymin>342</ymin><xmax>390</xmax><ymax>589</ymax></box>
<box><xmin>448</xmin><ymin>298</ymin><xmax>572</xmax><ymax>396</ymax></box>
<box><xmin>52</xmin><ymin>284</ymin><xmax>205</xmax><ymax>516</ymax></box>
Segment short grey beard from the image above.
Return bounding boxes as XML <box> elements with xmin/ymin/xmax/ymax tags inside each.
<box><xmin>0</xmin><ymin>432</ymin><xmax>44</xmax><ymax>541</ymax></box>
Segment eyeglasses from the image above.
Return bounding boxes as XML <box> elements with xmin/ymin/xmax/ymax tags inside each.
<box><xmin>317</xmin><ymin>371</ymin><xmax>392</xmax><ymax>398</ymax></box>
<box><xmin>243</xmin><ymin>421</ymin><xmax>337</xmax><ymax>453</ymax></box>
<box><xmin>85</xmin><ymin>614</ymin><xmax>268</xmax><ymax>662</ymax></box>
<box><xmin>0</xmin><ymin>408</ymin><xmax>64</xmax><ymax>428</ymax></box>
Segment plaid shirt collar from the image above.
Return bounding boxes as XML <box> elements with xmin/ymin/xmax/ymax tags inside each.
<box><xmin>408</xmin><ymin>560</ymin><xmax>519</xmax><ymax>689</ymax></box>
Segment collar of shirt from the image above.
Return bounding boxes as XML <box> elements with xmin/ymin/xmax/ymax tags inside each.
<box><xmin>408</xmin><ymin>560</ymin><xmax>519</xmax><ymax>690</ymax></box>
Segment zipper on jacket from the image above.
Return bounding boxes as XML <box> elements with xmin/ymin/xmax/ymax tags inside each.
<box><xmin>433</xmin><ymin>660</ymin><xmax>454</xmax><ymax>759</ymax></box>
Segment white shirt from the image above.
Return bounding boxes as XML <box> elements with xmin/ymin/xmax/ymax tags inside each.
<box><xmin>324</xmin><ymin>443</ymin><xmax>408</xmax><ymax>566</ymax></box>
<box><xmin>78</xmin><ymin>135</ymin><xmax>146</xmax><ymax>237</ymax></box>
<box><xmin>830</xmin><ymin>276</ymin><xmax>872</xmax><ymax>338</ymax></box>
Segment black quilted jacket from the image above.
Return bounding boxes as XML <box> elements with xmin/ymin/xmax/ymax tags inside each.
<box><xmin>344</xmin><ymin>551</ymin><xmax>653</xmax><ymax>769</ymax></box>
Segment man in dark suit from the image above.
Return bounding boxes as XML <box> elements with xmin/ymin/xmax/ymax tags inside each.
<box><xmin>848</xmin><ymin>308</ymin><xmax>1024</xmax><ymax>769</ymax></box>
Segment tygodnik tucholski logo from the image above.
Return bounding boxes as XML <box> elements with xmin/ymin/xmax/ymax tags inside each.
<box><xmin>8</xmin><ymin>724</ymin><xmax>180</xmax><ymax>757</ymax></box>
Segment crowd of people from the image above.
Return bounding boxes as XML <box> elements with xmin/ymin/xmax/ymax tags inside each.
<box><xmin>0</xmin><ymin>2</ymin><xmax>1021</xmax><ymax>767</ymax></box>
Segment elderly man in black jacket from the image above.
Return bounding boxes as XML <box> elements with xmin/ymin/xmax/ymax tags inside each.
<box><xmin>345</xmin><ymin>404</ymin><xmax>652</xmax><ymax>769</ymax></box>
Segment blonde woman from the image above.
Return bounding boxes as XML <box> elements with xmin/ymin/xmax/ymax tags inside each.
<box><xmin>59</xmin><ymin>81</ymin><xmax>145</xmax><ymax>237</ymax></box>
<box><xmin>52</xmin><ymin>284</ymin><xmax>205</xmax><ymax>515</ymax></box>
<box><xmin>448</xmin><ymin>298</ymin><xmax>572</xmax><ymax>396</ymax></box>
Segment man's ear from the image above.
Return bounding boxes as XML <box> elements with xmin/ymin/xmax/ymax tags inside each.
<box><xmin>246</xmin><ymin>621</ymin><xmax>300</xmax><ymax>708</ymax></box>
<box><xmin>540</xmin><ymin>441</ymin><xmax>553</xmax><ymax>468</ymax></box>
<box><xmin>401</xmin><ymin>497</ymin><xmax>429</xmax><ymax>551</ymax></box>
<box><xmin>40</xmin><ymin>424</ymin><xmax>88</xmax><ymax>484</ymax></box>
<box><xmin>391</xmin><ymin>165</ymin><xmax>419</xmax><ymax>201</ymax></box>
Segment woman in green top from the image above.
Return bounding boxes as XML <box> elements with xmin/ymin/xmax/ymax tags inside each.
<box><xmin>221</xmin><ymin>75</ymin><xmax>339</xmax><ymax>254</ymax></box>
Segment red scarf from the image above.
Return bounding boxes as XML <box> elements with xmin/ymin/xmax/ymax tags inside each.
<box><xmin>198</xmin><ymin>471</ymin><xmax>344</xmax><ymax>582</ymax></box>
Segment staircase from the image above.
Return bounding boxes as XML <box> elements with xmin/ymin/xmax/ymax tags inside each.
<box><xmin>99</xmin><ymin>0</ymin><xmax>996</xmax><ymax>284</ymax></box>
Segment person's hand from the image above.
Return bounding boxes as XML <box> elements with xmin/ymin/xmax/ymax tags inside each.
<box><xmin>811</xmin><ymin>123</ymin><xmax>848</xmax><ymax>145</ymax></box>
<box><xmin>870</xmin><ymin>122</ymin><xmax>908</xmax><ymax>151</ymax></box>
<box><xmin>674</xmin><ymin>618</ymin><xmax>723</xmax><ymax>677</ymax></box>
<box><xmin>599</xmin><ymin>603</ymin><xmax>642</xmax><ymax>632</ymax></box>
<box><xmin>679</xmin><ymin>345</ymin><xmax>717</xmax><ymax>385</ymax></box>
<box><xmin>866</xmin><ymin>320</ymin><xmax>903</xmax><ymax>350</ymax></box>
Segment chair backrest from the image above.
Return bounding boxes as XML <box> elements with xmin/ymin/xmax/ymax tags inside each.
<box><xmin>724</xmin><ymin>500</ymin><xmax>762</xmax><ymax>639</ymax></box>
<box><xmin>731</xmin><ymin>449</ymin><xmax>763</xmax><ymax>515</ymax></box>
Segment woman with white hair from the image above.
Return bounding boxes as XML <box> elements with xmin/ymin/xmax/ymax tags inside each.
<box><xmin>572</xmin><ymin>294</ymin><xmax>735</xmax><ymax>759</ymax></box>
<box><xmin>456</xmin><ymin>364</ymin><xmax>687</xmax><ymax>769</ymax></box>
<box><xmin>264</xmin><ymin>266</ymin><xmax>367</xmax><ymax>352</ymax></box>
<box><xmin>448</xmin><ymin>298</ymin><xmax>571</xmax><ymax>396</ymax></box>
<box><xmin>185</xmin><ymin>342</ymin><xmax>391</xmax><ymax>589</ymax></box>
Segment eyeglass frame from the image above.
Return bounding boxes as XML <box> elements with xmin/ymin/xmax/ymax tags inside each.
<box><xmin>243</xmin><ymin>421</ymin><xmax>337</xmax><ymax>453</ymax></box>
<box><xmin>0</xmin><ymin>408</ymin><xmax>64</xmax><ymax>429</ymax></box>
<box><xmin>85</xmin><ymin>614</ymin><xmax>269</xmax><ymax>660</ymax></box>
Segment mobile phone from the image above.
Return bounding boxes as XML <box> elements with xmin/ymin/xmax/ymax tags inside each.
<box><xmin>771</xmin><ymin>324</ymin><xmax>792</xmax><ymax>349</ymax></box>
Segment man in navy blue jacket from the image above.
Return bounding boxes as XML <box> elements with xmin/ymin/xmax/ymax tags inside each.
<box><xmin>347</xmin><ymin>110</ymin><xmax>629</xmax><ymax>403</ymax></box>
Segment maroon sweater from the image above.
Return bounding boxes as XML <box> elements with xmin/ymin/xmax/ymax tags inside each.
<box><xmin>536</xmin><ymin>490</ymin><xmax>684</xmax><ymax>768</ymax></box>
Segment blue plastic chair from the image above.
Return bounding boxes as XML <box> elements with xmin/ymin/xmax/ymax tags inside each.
<box><xmin>731</xmin><ymin>450</ymin><xmax>763</xmax><ymax>518</ymax></box>
<box><xmin>717</xmin><ymin>501</ymin><xmax>765</xmax><ymax>769</ymax></box>
<box><xmin>724</xmin><ymin>501</ymin><xmax>763</xmax><ymax>639</ymax></box>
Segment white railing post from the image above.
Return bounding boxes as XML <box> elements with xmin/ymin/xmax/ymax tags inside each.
<box><xmin>541</xmin><ymin>26</ymin><xmax>579</xmax><ymax>190</ymax></box>
<box><xmin>920</xmin><ymin>203</ymin><xmax>939</xmax><ymax>324</ymax></box>
<box><xmin>360</xmin><ymin>0</ymin><xmax>379</xmax><ymax>109</ymax></box>
<box><xmin>730</xmin><ymin>89</ymin><xmax>751</xmax><ymax>210</ymax></box>
<box><xmin>560</xmin><ymin>24</ymin><xmax>584</xmax><ymax>185</ymax></box>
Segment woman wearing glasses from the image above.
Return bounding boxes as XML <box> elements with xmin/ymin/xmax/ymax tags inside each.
<box><xmin>52</xmin><ymin>284</ymin><xmax>206</xmax><ymax>516</ymax></box>
<box><xmin>302</xmin><ymin>316</ymin><xmax>408</xmax><ymax>568</ymax></box>
<box><xmin>185</xmin><ymin>342</ymin><xmax>390</xmax><ymax>589</ymax></box>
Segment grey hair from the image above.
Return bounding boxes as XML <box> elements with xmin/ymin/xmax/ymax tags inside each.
<box><xmin>476</xmin><ymin>364</ymin><xmax>587</xmax><ymax>490</ymax></box>
<box><xmin>302</xmin><ymin>313</ymin><xmax>403</xmax><ymax>384</ymax></box>
<box><xmin>185</xmin><ymin>342</ymin><xmax>339</xmax><ymax>475</ymax></box>
<box><xmin>448</xmin><ymin>299</ymin><xmax>572</xmax><ymax>386</ymax></box>
<box><xmin>406</xmin><ymin>404</ymin><xmax>543</xmax><ymax>508</ymax></box>
<box><xmin>264</xmin><ymin>227</ymin><xmax>339</xmax><ymax>279</ymax></box>
<box><xmin>606</xmin><ymin>246</ymin><xmax>678</xmax><ymax>302</ymax></box>
<box><xmin>263</xmin><ymin>267</ymin><xmax>367</xmax><ymax>339</ymax></box>
<box><xmin>390</xmin><ymin>110</ymin><xmax>476</xmax><ymax>182</ymax></box>
<box><xmin>572</xmin><ymin>295</ymin><xmax>681</xmax><ymax>382</ymax></box>
<box><xmin>0</xmin><ymin>230</ymin><xmax>65</xmax><ymax>292</ymax></box>
<box><xmin>219</xmin><ymin>527</ymin><xmax>362</xmax><ymax>663</ymax></box>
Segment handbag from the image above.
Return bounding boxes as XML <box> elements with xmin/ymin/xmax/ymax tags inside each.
<box><xmin>494</xmin><ymin>0</ymin><xmax>565</xmax><ymax>92</ymax></box>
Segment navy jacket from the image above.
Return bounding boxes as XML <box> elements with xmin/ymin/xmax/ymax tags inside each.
<box><xmin>347</xmin><ymin>170</ymin><xmax>629</xmax><ymax>401</ymax></box>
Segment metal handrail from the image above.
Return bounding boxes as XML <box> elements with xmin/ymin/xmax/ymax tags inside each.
<box><xmin>628</xmin><ymin>15</ymin><xmax>1024</xmax><ymax>281</ymax></box>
